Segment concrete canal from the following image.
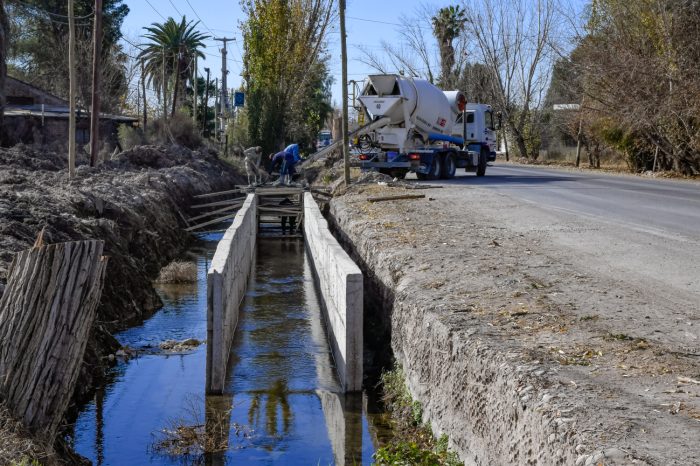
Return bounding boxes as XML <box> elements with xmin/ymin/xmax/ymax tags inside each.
<box><xmin>70</xmin><ymin>234</ymin><xmax>386</xmax><ymax>465</ymax></box>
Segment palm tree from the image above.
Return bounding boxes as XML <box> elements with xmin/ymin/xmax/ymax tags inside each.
<box><xmin>432</xmin><ymin>5</ymin><xmax>466</xmax><ymax>88</ymax></box>
<box><xmin>138</xmin><ymin>17</ymin><xmax>208</xmax><ymax>118</ymax></box>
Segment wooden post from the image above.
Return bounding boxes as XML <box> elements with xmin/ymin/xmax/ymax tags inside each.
<box><xmin>202</xmin><ymin>67</ymin><xmax>210</xmax><ymax>136</ymax></box>
<box><xmin>68</xmin><ymin>0</ymin><xmax>76</xmax><ymax>180</ymax></box>
<box><xmin>89</xmin><ymin>0</ymin><xmax>103</xmax><ymax>166</ymax></box>
<box><xmin>339</xmin><ymin>0</ymin><xmax>350</xmax><ymax>186</ymax></box>
<box><xmin>193</xmin><ymin>55</ymin><xmax>197</xmax><ymax>125</ymax></box>
<box><xmin>162</xmin><ymin>47</ymin><xmax>167</xmax><ymax>121</ymax></box>
<box><xmin>141</xmin><ymin>61</ymin><xmax>148</xmax><ymax>133</ymax></box>
<box><xmin>0</xmin><ymin>240</ymin><xmax>108</xmax><ymax>439</ymax></box>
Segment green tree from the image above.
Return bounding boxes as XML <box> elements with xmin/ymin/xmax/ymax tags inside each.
<box><xmin>6</xmin><ymin>0</ymin><xmax>129</xmax><ymax>112</ymax></box>
<box><xmin>241</xmin><ymin>0</ymin><xmax>334</xmax><ymax>155</ymax></box>
<box><xmin>138</xmin><ymin>17</ymin><xmax>208</xmax><ymax>119</ymax></box>
<box><xmin>432</xmin><ymin>5</ymin><xmax>466</xmax><ymax>88</ymax></box>
<box><xmin>184</xmin><ymin>75</ymin><xmax>216</xmax><ymax>134</ymax></box>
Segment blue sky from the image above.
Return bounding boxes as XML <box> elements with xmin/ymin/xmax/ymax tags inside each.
<box><xmin>121</xmin><ymin>1</ymin><xmax>586</xmax><ymax>106</ymax></box>
<box><xmin>121</xmin><ymin>0</ymin><xmax>454</xmax><ymax>105</ymax></box>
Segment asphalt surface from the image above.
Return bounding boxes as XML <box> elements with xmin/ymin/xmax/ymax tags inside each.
<box><xmin>439</xmin><ymin>163</ymin><xmax>700</xmax><ymax>241</ymax></box>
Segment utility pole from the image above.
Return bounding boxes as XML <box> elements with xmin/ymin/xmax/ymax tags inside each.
<box><xmin>202</xmin><ymin>67</ymin><xmax>210</xmax><ymax>136</ymax></box>
<box><xmin>339</xmin><ymin>0</ymin><xmax>350</xmax><ymax>185</ymax></box>
<box><xmin>214</xmin><ymin>77</ymin><xmax>219</xmax><ymax>140</ymax></box>
<box><xmin>89</xmin><ymin>0</ymin><xmax>102</xmax><ymax>166</ymax></box>
<box><xmin>161</xmin><ymin>47</ymin><xmax>167</xmax><ymax>121</ymax></box>
<box><xmin>192</xmin><ymin>55</ymin><xmax>197</xmax><ymax>125</ymax></box>
<box><xmin>141</xmin><ymin>61</ymin><xmax>147</xmax><ymax>133</ymax></box>
<box><xmin>68</xmin><ymin>0</ymin><xmax>76</xmax><ymax>180</ymax></box>
<box><xmin>213</xmin><ymin>37</ymin><xmax>234</xmax><ymax>118</ymax></box>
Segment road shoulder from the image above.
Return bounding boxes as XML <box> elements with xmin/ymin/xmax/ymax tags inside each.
<box><xmin>330</xmin><ymin>182</ymin><xmax>700</xmax><ymax>465</ymax></box>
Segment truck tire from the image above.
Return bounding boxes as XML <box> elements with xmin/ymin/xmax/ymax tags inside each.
<box><xmin>476</xmin><ymin>147</ymin><xmax>488</xmax><ymax>176</ymax></box>
<box><xmin>428</xmin><ymin>155</ymin><xmax>442</xmax><ymax>180</ymax></box>
<box><xmin>441</xmin><ymin>153</ymin><xmax>456</xmax><ymax>179</ymax></box>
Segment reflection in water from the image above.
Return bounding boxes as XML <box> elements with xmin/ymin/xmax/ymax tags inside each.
<box><xmin>72</xmin><ymin>235</ymin><xmax>381</xmax><ymax>465</ymax></box>
<box><xmin>94</xmin><ymin>388</ymin><xmax>104</xmax><ymax>466</ymax></box>
<box><xmin>247</xmin><ymin>379</ymin><xmax>292</xmax><ymax>437</ymax></box>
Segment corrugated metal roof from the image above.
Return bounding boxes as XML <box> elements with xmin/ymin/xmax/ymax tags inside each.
<box><xmin>5</xmin><ymin>105</ymin><xmax>138</xmax><ymax>122</ymax></box>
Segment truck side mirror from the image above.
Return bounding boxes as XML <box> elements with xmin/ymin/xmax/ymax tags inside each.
<box><xmin>496</xmin><ymin>112</ymin><xmax>503</xmax><ymax>130</ymax></box>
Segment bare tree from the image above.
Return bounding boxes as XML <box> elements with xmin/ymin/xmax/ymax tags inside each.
<box><xmin>355</xmin><ymin>6</ymin><xmax>441</xmax><ymax>83</ymax></box>
<box><xmin>462</xmin><ymin>0</ymin><xmax>560</xmax><ymax>159</ymax></box>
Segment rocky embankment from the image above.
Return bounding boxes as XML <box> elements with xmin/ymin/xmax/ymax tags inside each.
<box><xmin>0</xmin><ymin>144</ymin><xmax>241</xmax><ymax>462</ymax></box>
<box><xmin>329</xmin><ymin>181</ymin><xmax>699</xmax><ymax>466</ymax></box>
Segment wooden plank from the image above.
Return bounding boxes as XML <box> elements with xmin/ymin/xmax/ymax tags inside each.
<box><xmin>258</xmin><ymin>206</ymin><xmax>302</xmax><ymax>215</ymax></box>
<box><xmin>185</xmin><ymin>213</ymin><xmax>237</xmax><ymax>231</ymax></box>
<box><xmin>367</xmin><ymin>194</ymin><xmax>426</xmax><ymax>203</ymax></box>
<box><xmin>188</xmin><ymin>204</ymin><xmax>240</xmax><ymax>222</ymax></box>
<box><xmin>255</xmin><ymin>188</ymin><xmax>306</xmax><ymax>196</ymax></box>
<box><xmin>193</xmin><ymin>188</ymin><xmax>243</xmax><ymax>199</ymax></box>
<box><xmin>193</xmin><ymin>228</ymin><xmax>228</xmax><ymax>234</ymax></box>
<box><xmin>190</xmin><ymin>199</ymin><xmax>245</xmax><ymax>209</ymax></box>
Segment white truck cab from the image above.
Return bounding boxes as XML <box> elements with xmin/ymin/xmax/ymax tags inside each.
<box><xmin>453</xmin><ymin>103</ymin><xmax>497</xmax><ymax>161</ymax></box>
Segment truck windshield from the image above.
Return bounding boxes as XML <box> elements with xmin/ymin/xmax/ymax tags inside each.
<box><xmin>485</xmin><ymin>111</ymin><xmax>494</xmax><ymax>130</ymax></box>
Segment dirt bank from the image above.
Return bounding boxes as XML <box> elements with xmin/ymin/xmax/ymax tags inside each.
<box><xmin>0</xmin><ymin>144</ymin><xmax>242</xmax><ymax>461</ymax></box>
<box><xmin>329</xmin><ymin>182</ymin><xmax>699</xmax><ymax>465</ymax></box>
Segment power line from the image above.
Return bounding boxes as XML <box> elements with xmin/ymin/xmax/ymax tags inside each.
<box><xmin>184</xmin><ymin>0</ymin><xmax>216</xmax><ymax>37</ymax></box>
<box><xmin>144</xmin><ymin>0</ymin><xmax>167</xmax><ymax>21</ymax></box>
<box><xmin>167</xmin><ymin>0</ymin><xmax>184</xmax><ymax>18</ymax></box>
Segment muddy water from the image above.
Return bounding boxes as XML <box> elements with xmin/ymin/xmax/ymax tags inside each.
<box><xmin>71</xmin><ymin>236</ymin><xmax>385</xmax><ymax>465</ymax></box>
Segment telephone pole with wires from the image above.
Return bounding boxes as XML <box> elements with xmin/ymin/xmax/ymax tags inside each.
<box><xmin>213</xmin><ymin>37</ymin><xmax>234</xmax><ymax>134</ymax></box>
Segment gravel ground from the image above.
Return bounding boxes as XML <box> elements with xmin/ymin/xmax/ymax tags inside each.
<box><xmin>329</xmin><ymin>180</ymin><xmax>699</xmax><ymax>466</ymax></box>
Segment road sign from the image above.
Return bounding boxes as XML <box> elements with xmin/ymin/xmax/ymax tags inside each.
<box><xmin>234</xmin><ymin>91</ymin><xmax>245</xmax><ymax>107</ymax></box>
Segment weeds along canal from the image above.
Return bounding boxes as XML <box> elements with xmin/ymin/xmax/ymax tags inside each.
<box><xmin>70</xmin><ymin>234</ymin><xmax>388</xmax><ymax>465</ymax></box>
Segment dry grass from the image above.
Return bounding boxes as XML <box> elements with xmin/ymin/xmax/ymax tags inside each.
<box><xmin>155</xmin><ymin>261</ymin><xmax>198</xmax><ymax>284</ymax></box>
<box><xmin>151</xmin><ymin>396</ymin><xmax>251</xmax><ymax>459</ymax></box>
<box><xmin>0</xmin><ymin>404</ymin><xmax>52</xmax><ymax>466</ymax></box>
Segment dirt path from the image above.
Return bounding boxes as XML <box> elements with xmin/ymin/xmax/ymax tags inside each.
<box><xmin>330</xmin><ymin>179</ymin><xmax>699</xmax><ymax>465</ymax></box>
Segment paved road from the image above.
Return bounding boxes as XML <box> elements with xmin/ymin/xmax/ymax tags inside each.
<box><xmin>439</xmin><ymin>163</ymin><xmax>700</xmax><ymax>241</ymax></box>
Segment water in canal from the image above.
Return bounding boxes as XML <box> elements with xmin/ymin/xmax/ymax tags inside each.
<box><xmin>71</xmin><ymin>235</ymin><xmax>382</xmax><ymax>465</ymax></box>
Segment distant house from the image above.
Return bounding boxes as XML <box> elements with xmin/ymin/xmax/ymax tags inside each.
<box><xmin>2</xmin><ymin>76</ymin><xmax>137</xmax><ymax>147</ymax></box>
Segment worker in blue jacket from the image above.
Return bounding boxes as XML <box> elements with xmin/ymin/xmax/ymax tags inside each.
<box><xmin>284</xmin><ymin>143</ymin><xmax>301</xmax><ymax>162</ymax></box>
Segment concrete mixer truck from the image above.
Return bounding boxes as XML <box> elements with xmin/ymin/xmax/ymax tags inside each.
<box><xmin>354</xmin><ymin>74</ymin><xmax>497</xmax><ymax>179</ymax></box>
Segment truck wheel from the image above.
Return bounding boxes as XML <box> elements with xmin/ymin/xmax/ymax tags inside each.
<box><xmin>476</xmin><ymin>147</ymin><xmax>488</xmax><ymax>176</ymax></box>
<box><xmin>441</xmin><ymin>153</ymin><xmax>456</xmax><ymax>179</ymax></box>
<box><xmin>428</xmin><ymin>155</ymin><xmax>442</xmax><ymax>180</ymax></box>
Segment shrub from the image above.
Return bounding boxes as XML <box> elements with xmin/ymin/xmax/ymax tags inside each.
<box><xmin>168</xmin><ymin>112</ymin><xmax>202</xmax><ymax>149</ymax></box>
<box><xmin>155</xmin><ymin>261</ymin><xmax>198</xmax><ymax>284</ymax></box>
<box><xmin>118</xmin><ymin>124</ymin><xmax>146</xmax><ymax>151</ymax></box>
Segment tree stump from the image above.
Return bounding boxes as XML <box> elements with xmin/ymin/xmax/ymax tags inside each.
<box><xmin>0</xmin><ymin>240</ymin><xmax>108</xmax><ymax>439</ymax></box>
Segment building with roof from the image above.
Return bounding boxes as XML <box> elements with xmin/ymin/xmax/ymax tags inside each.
<box><xmin>2</xmin><ymin>76</ymin><xmax>138</xmax><ymax>147</ymax></box>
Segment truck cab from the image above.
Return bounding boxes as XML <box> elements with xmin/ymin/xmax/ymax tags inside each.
<box><xmin>453</xmin><ymin>104</ymin><xmax>497</xmax><ymax>161</ymax></box>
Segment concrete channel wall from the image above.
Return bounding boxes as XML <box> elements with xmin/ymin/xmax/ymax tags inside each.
<box><xmin>303</xmin><ymin>193</ymin><xmax>363</xmax><ymax>391</ymax></box>
<box><xmin>206</xmin><ymin>193</ymin><xmax>257</xmax><ymax>394</ymax></box>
